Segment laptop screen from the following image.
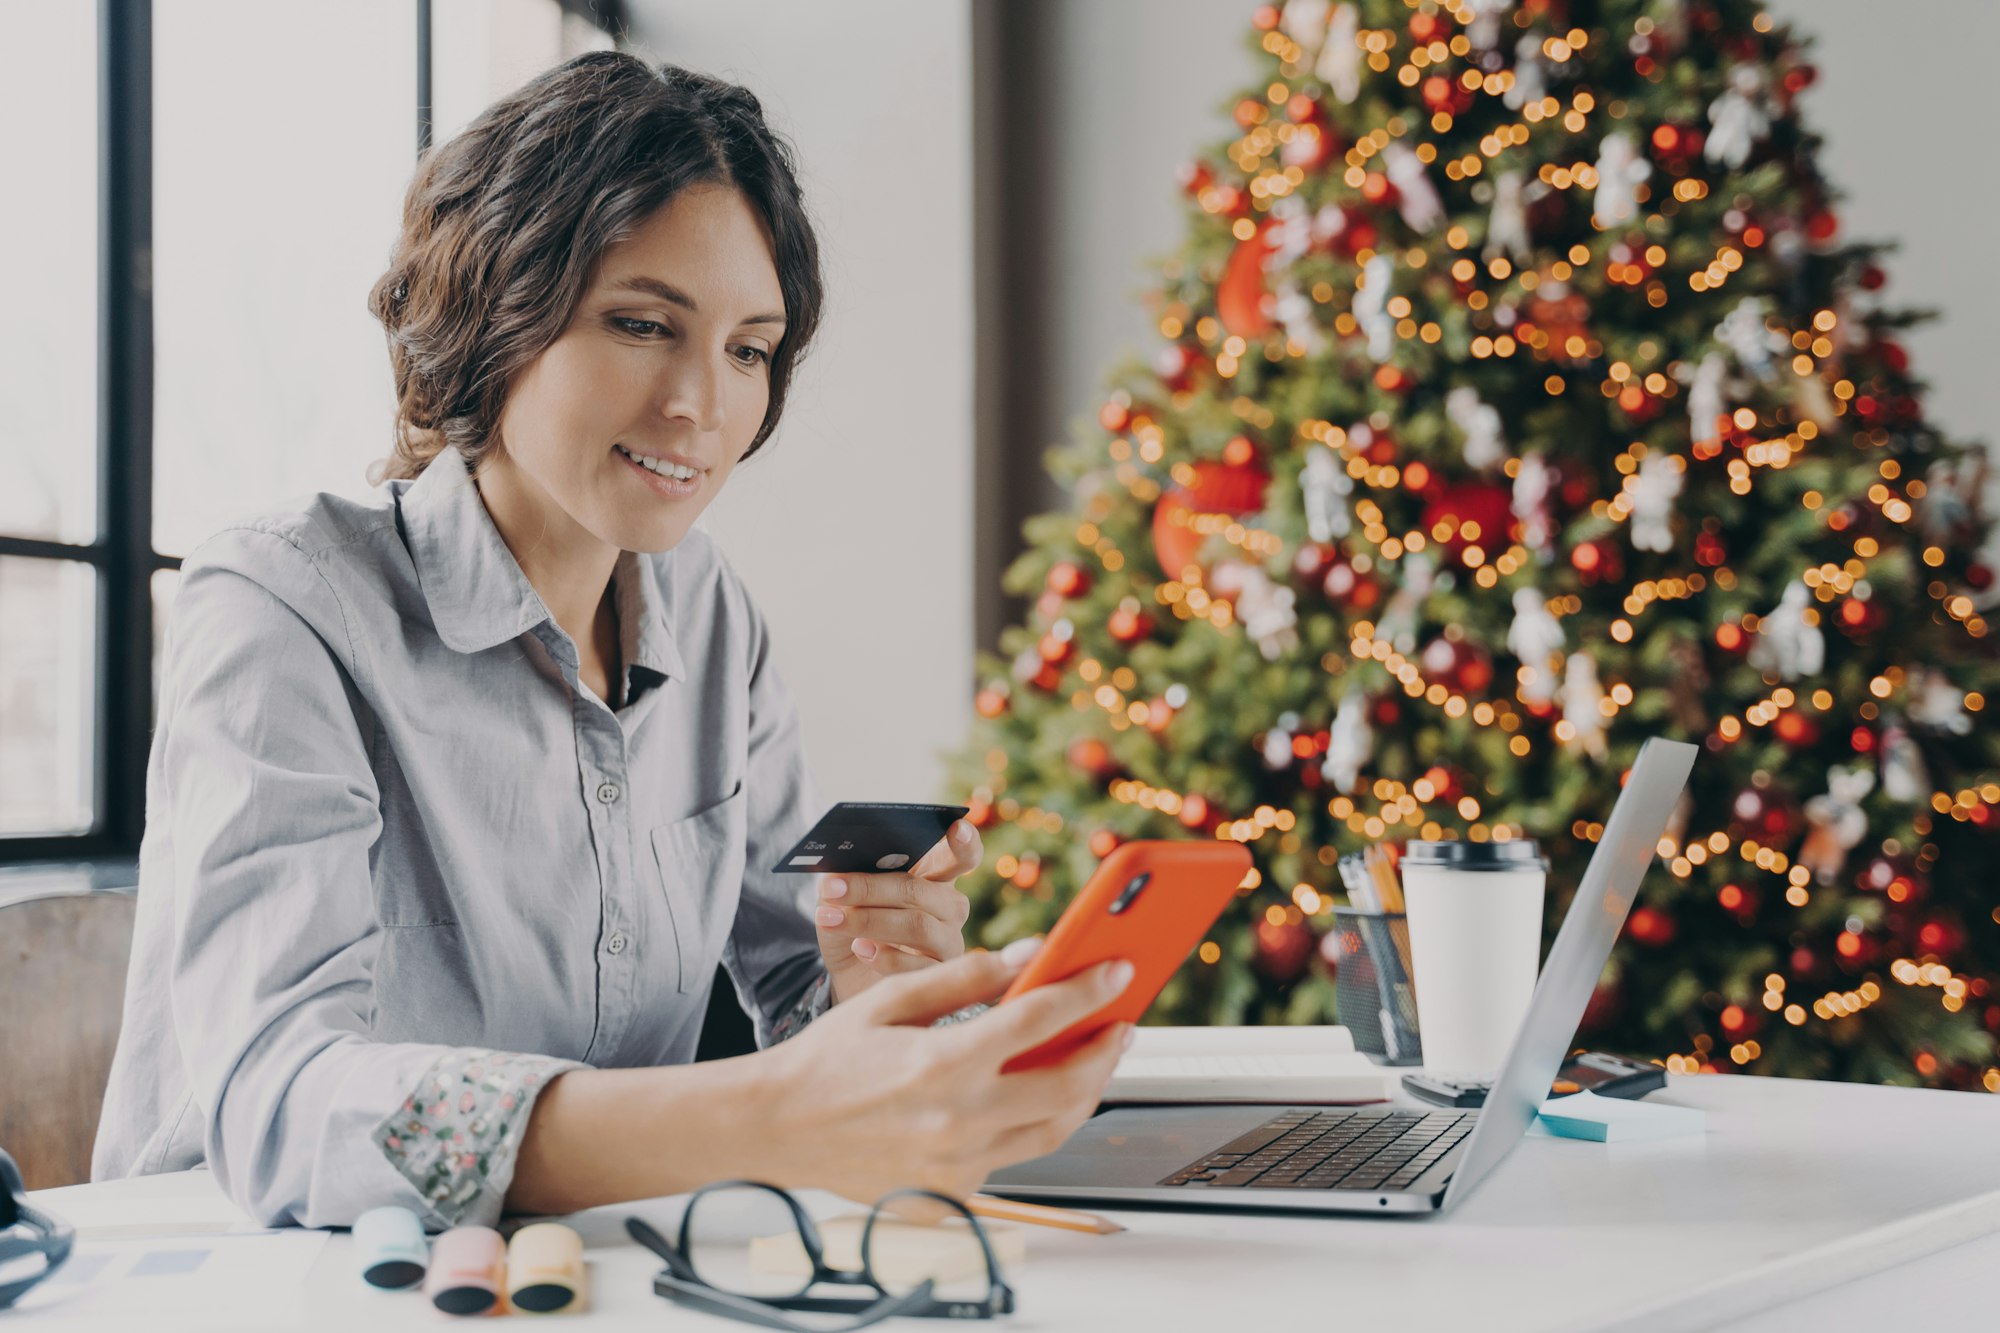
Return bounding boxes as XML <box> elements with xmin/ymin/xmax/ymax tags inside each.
<box><xmin>1440</xmin><ymin>737</ymin><xmax>1698</xmax><ymax>1210</ymax></box>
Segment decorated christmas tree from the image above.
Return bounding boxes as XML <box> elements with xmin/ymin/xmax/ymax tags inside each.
<box><xmin>945</xmin><ymin>0</ymin><xmax>1999</xmax><ymax>1089</ymax></box>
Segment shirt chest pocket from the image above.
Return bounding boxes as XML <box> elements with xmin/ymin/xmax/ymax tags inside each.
<box><xmin>648</xmin><ymin>784</ymin><xmax>748</xmax><ymax>994</ymax></box>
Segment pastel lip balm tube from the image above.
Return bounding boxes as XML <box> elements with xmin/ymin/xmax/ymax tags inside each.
<box><xmin>353</xmin><ymin>1206</ymin><xmax>428</xmax><ymax>1290</ymax></box>
<box><xmin>507</xmin><ymin>1222</ymin><xmax>586</xmax><ymax>1314</ymax></box>
<box><xmin>424</xmin><ymin>1225</ymin><xmax>506</xmax><ymax>1316</ymax></box>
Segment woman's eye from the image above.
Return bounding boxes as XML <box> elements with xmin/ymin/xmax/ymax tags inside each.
<box><xmin>613</xmin><ymin>318</ymin><xmax>667</xmax><ymax>338</ymax></box>
<box><xmin>731</xmin><ymin>345</ymin><xmax>771</xmax><ymax>367</ymax></box>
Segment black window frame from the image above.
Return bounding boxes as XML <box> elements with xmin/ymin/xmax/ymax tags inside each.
<box><xmin>0</xmin><ymin>0</ymin><xmax>626</xmax><ymax>867</ymax></box>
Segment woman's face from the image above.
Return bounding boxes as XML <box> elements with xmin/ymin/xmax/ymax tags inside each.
<box><xmin>486</xmin><ymin>183</ymin><xmax>788</xmax><ymax>554</ymax></box>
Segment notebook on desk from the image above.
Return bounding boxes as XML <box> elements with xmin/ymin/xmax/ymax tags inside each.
<box><xmin>984</xmin><ymin>737</ymin><xmax>1698</xmax><ymax>1217</ymax></box>
<box><xmin>1107</xmin><ymin>1026</ymin><xmax>1392</xmax><ymax>1105</ymax></box>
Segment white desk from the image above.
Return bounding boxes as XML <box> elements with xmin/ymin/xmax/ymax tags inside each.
<box><xmin>23</xmin><ymin>1074</ymin><xmax>2000</xmax><ymax>1332</ymax></box>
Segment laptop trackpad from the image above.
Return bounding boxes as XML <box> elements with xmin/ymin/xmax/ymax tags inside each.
<box><xmin>984</xmin><ymin>1105</ymin><xmax>1286</xmax><ymax>1190</ymax></box>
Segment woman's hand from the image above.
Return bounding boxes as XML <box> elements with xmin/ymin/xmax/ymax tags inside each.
<box><xmin>760</xmin><ymin>939</ymin><xmax>1134</xmax><ymax>1206</ymax></box>
<box><xmin>814</xmin><ymin>818</ymin><xmax>982</xmax><ymax>1004</ymax></box>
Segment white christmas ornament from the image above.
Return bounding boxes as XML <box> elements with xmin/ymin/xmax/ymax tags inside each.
<box><xmin>1213</xmin><ymin>561</ymin><xmax>1299</xmax><ymax>663</ymax></box>
<box><xmin>1319</xmin><ymin>4</ymin><xmax>1362</xmax><ymax>104</ymax></box>
<box><xmin>1511</xmin><ymin>453</ymin><xmax>1555</xmax><ymax>556</ymax></box>
<box><xmin>1917</xmin><ymin>458</ymin><xmax>1983</xmax><ymax>546</ymax></box>
<box><xmin>1686</xmin><ymin>351</ymin><xmax>1729</xmax><ymax>443</ymax></box>
<box><xmin>1376</xmin><ymin>551</ymin><xmax>1436</xmax><ymax>652</ymax></box>
<box><xmin>1263</xmin><ymin>195</ymin><xmax>1316</xmax><ymax>272</ymax></box>
<box><xmin>1906</xmin><ymin>666</ymin><xmax>1972</xmax><ymax>735</ymax></box>
<box><xmin>1463</xmin><ymin>0</ymin><xmax>1512</xmax><ymax>50</ymax></box>
<box><xmin>1355</xmin><ymin>253</ymin><xmax>1396</xmax><ymax>363</ymax></box>
<box><xmin>1301</xmin><ymin>447</ymin><xmax>1354</xmax><ymax>543</ymax></box>
<box><xmin>1628</xmin><ymin>451</ymin><xmax>1683</xmax><ymax>553</ymax></box>
<box><xmin>1279</xmin><ymin>0</ymin><xmax>1331</xmax><ymax>60</ymax></box>
<box><xmin>1591</xmin><ymin>132</ymin><xmax>1652</xmax><ymax>229</ymax></box>
<box><xmin>1799</xmin><ymin>766</ymin><xmax>1875</xmax><ymax>884</ymax></box>
<box><xmin>1706</xmin><ymin>64</ymin><xmax>1771</xmax><ymax>170</ymax></box>
<box><xmin>1747</xmin><ymin>581</ymin><xmax>1824</xmax><ymax>681</ymax></box>
<box><xmin>1446</xmin><ymin>385</ymin><xmax>1506</xmax><ymax>471</ymax></box>
<box><xmin>1485</xmin><ymin>170</ymin><xmax>1533</xmax><ymax>263</ymax></box>
<box><xmin>1880</xmin><ymin>716</ymin><xmax>1929</xmax><ymax>805</ymax></box>
<box><xmin>1560</xmin><ymin>652</ymin><xmax>1608</xmax><ymax>760</ymax></box>
<box><xmin>1508</xmin><ymin>588</ymin><xmax>1566</xmax><ymax>705</ymax></box>
<box><xmin>1715</xmin><ymin>297</ymin><xmax>1786</xmax><ymax>381</ymax></box>
<box><xmin>1263</xmin><ymin>710</ymin><xmax>1302</xmax><ymax>771</ymax></box>
<box><xmin>1274</xmin><ymin>280</ymin><xmax>1327</xmax><ymax>357</ymax></box>
<box><xmin>1504</xmin><ymin>33</ymin><xmax>1547</xmax><ymax>109</ymax></box>
<box><xmin>1383</xmin><ymin>142</ymin><xmax>1444</xmax><ymax>233</ymax></box>
<box><xmin>1322</xmin><ymin>688</ymin><xmax>1374</xmax><ymax>791</ymax></box>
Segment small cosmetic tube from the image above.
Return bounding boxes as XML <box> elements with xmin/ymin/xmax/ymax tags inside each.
<box><xmin>353</xmin><ymin>1206</ymin><xmax>428</xmax><ymax>1290</ymax></box>
<box><xmin>424</xmin><ymin>1225</ymin><xmax>506</xmax><ymax>1316</ymax></box>
<box><xmin>506</xmin><ymin>1222</ymin><xmax>586</xmax><ymax>1314</ymax></box>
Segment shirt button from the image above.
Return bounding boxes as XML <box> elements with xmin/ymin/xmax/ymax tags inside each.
<box><xmin>606</xmin><ymin>932</ymin><xmax>628</xmax><ymax>955</ymax></box>
<box><xmin>597</xmin><ymin>781</ymin><xmax>621</xmax><ymax>804</ymax></box>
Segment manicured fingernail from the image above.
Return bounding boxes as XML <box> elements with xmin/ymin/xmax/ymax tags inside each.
<box><xmin>1121</xmin><ymin>1024</ymin><xmax>1137</xmax><ymax>1052</ymax></box>
<box><xmin>822</xmin><ymin>877</ymin><xmax>848</xmax><ymax>900</ymax></box>
<box><xmin>1105</xmin><ymin>960</ymin><xmax>1136</xmax><ymax>992</ymax></box>
<box><xmin>816</xmin><ymin>905</ymin><xmax>845</xmax><ymax>927</ymax></box>
<box><xmin>1000</xmin><ymin>936</ymin><xmax>1044</xmax><ymax>967</ymax></box>
<box><xmin>852</xmin><ymin>938</ymin><xmax>880</xmax><ymax>961</ymax></box>
<box><xmin>953</xmin><ymin>822</ymin><xmax>973</xmax><ymax>844</ymax></box>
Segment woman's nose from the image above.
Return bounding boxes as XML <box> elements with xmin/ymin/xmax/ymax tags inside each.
<box><xmin>659</xmin><ymin>352</ymin><xmax>726</xmax><ymax>434</ymax></box>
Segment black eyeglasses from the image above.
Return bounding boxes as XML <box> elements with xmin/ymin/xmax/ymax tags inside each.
<box><xmin>0</xmin><ymin>1148</ymin><xmax>74</xmax><ymax>1311</ymax></box>
<box><xmin>624</xmin><ymin>1181</ymin><xmax>1016</xmax><ymax>1330</ymax></box>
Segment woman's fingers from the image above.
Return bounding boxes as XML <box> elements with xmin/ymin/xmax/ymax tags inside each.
<box><xmin>863</xmin><ymin>939</ymin><xmax>1040</xmax><ymax>1026</ymax></box>
<box><xmin>953</xmin><ymin>958</ymin><xmax>1134</xmax><ymax>1063</ymax></box>
<box><xmin>821</xmin><ymin>904</ymin><xmax>963</xmax><ymax>961</ymax></box>
<box><xmin>982</xmin><ymin>1021</ymin><xmax>1131</xmax><ymax>1160</ymax></box>
<box><xmin>822</xmin><ymin>873</ymin><xmax>971</xmax><ymax>925</ymax></box>
<box><xmin>908</xmin><ymin>818</ymin><xmax>982</xmax><ymax>882</ymax></box>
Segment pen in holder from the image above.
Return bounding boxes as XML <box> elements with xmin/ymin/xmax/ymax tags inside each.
<box><xmin>1330</xmin><ymin>908</ymin><xmax>1423</xmax><ymax>1065</ymax></box>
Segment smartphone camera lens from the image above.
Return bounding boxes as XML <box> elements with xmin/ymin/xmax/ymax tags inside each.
<box><xmin>1107</xmin><ymin>872</ymin><xmax>1151</xmax><ymax>915</ymax></box>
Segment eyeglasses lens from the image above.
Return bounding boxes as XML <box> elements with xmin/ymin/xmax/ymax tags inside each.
<box><xmin>861</xmin><ymin>1198</ymin><xmax>996</xmax><ymax>1303</ymax></box>
<box><xmin>682</xmin><ymin>1185</ymin><xmax>816</xmax><ymax>1301</ymax></box>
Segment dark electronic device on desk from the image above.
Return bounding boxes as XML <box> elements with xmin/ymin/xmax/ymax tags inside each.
<box><xmin>1403</xmin><ymin>1051</ymin><xmax>1669</xmax><ymax>1109</ymax></box>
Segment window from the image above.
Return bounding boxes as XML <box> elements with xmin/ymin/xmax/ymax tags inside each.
<box><xmin>0</xmin><ymin>0</ymin><xmax>623</xmax><ymax>863</ymax></box>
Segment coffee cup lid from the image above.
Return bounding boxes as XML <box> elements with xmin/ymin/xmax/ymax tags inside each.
<box><xmin>1402</xmin><ymin>838</ymin><xmax>1548</xmax><ymax>871</ymax></box>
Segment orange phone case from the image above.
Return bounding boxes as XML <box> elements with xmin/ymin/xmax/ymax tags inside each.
<box><xmin>997</xmin><ymin>839</ymin><xmax>1252</xmax><ymax>1071</ymax></box>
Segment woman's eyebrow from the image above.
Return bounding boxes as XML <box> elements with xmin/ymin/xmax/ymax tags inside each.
<box><xmin>606</xmin><ymin>274</ymin><xmax>786</xmax><ymax>327</ymax></box>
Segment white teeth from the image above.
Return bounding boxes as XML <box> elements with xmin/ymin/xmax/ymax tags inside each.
<box><xmin>619</xmin><ymin>445</ymin><xmax>698</xmax><ymax>481</ymax></box>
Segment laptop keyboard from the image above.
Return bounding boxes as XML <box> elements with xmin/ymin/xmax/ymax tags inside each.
<box><xmin>1159</xmin><ymin>1108</ymin><xmax>1475</xmax><ymax>1192</ymax></box>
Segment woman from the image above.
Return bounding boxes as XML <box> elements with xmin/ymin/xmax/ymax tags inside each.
<box><xmin>92</xmin><ymin>52</ymin><xmax>1132</xmax><ymax>1229</ymax></box>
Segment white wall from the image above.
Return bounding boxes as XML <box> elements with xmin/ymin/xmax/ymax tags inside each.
<box><xmin>620</xmin><ymin>2</ymin><xmax>977</xmax><ymax>804</ymax></box>
<box><xmin>1027</xmin><ymin>0</ymin><xmax>1996</xmax><ymax>473</ymax></box>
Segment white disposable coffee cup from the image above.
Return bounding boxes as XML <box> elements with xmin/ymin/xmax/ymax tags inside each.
<box><xmin>1400</xmin><ymin>839</ymin><xmax>1549</xmax><ymax>1083</ymax></box>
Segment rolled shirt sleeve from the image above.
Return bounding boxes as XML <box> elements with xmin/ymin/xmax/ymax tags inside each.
<box><xmin>156</xmin><ymin>528</ymin><xmax>583</xmax><ymax>1228</ymax></box>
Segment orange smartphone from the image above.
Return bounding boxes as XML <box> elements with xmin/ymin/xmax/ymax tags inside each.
<box><xmin>997</xmin><ymin>839</ymin><xmax>1252</xmax><ymax>1071</ymax></box>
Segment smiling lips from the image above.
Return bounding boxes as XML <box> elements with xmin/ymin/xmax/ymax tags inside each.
<box><xmin>614</xmin><ymin>443</ymin><xmax>705</xmax><ymax>480</ymax></box>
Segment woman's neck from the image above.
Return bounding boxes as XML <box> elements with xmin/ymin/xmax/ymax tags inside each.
<box><xmin>471</xmin><ymin>451</ymin><xmax>619</xmax><ymax>660</ymax></box>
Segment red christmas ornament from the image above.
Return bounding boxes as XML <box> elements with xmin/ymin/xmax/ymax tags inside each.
<box><xmin>1088</xmin><ymin>827</ymin><xmax>1121</xmax><ymax>858</ymax></box>
<box><xmin>1579</xmin><ymin>978</ymin><xmax>1623</xmax><ymax>1033</ymax></box>
<box><xmin>1176</xmin><ymin>159</ymin><xmax>1214</xmax><ymax>198</ymax></box>
<box><xmin>1217</xmin><ymin>219</ymin><xmax>1278</xmax><ymax>339</ymax></box>
<box><xmin>1836</xmin><ymin>595</ymin><xmax>1884</xmax><ymax>636</ymax></box>
<box><xmin>1773</xmin><ymin>711</ymin><xmax>1818</xmax><ymax>747</ymax></box>
<box><xmin>1108</xmin><ymin>605</ymin><xmax>1154</xmax><ymax>645</ymax></box>
<box><xmin>1370</xmin><ymin>696</ymin><xmax>1402</xmax><ymax>727</ymax></box>
<box><xmin>1037</xmin><ymin>631</ymin><xmax>1073</xmax><ymax>665</ymax></box>
<box><xmin>1569</xmin><ymin>538</ymin><xmax>1623</xmax><ymax>586</ymax></box>
<box><xmin>1420</xmin><ymin>482</ymin><xmax>1514</xmax><ymax>559</ymax></box>
<box><xmin>974</xmin><ymin>687</ymin><xmax>1009</xmax><ymax>719</ymax></box>
<box><xmin>1805</xmin><ymin>209</ymin><xmax>1839</xmax><ymax>245</ymax></box>
<box><xmin>1253</xmin><ymin>916</ymin><xmax>1317</xmax><ymax>985</ymax></box>
<box><xmin>1626</xmin><ymin>905</ymin><xmax>1676</xmax><ymax>947</ymax></box>
<box><xmin>967</xmin><ymin>798</ymin><xmax>996</xmax><ymax>829</ymax></box>
<box><xmin>1177</xmin><ymin>793</ymin><xmax>1211</xmax><ymax>830</ymax></box>
<box><xmin>1321</xmin><ymin>556</ymin><xmax>1383</xmax><ymax>611</ymax></box>
<box><xmin>1155</xmin><ymin>342</ymin><xmax>1200</xmax><ymax>394</ymax></box>
<box><xmin>1730</xmin><ymin>783</ymin><xmax>1800</xmax><ymax>842</ymax></box>
<box><xmin>1066</xmin><ymin>737</ymin><xmax>1116</xmax><ymax>780</ymax></box>
<box><xmin>1859</xmin><ymin>856</ymin><xmax>1924</xmax><ymax>904</ymax></box>
<box><xmin>1045</xmin><ymin>561</ymin><xmax>1090</xmax><ymax>600</ymax></box>
<box><xmin>1719</xmin><ymin>1002</ymin><xmax>1762</xmax><ymax>1038</ymax></box>
<box><xmin>1859</xmin><ymin>263</ymin><xmax>1886</xmax><ymax>291</ymax></box>
<box><xmin>1151</xmin><ymin>459</ymin><xmax>1270</xmax><ymax>582</ymax></box>
<box><xmin>1420</xmin><ymin>636</ymin><xmax>1495</xmax><ymax>695</ymax></box>
<box><xmin>1099</xmin><ymin>395</ymin><xmax>1132</xmax><ymax>434</ymax></box>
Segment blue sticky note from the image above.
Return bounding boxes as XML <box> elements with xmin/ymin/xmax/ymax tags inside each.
<box><xmin>1531</xmin><ymin>1088</ymin><xmax>1705</xmax><ymax>1142</ymax></box>
<box><xmin>131</xmin><ymin>1248</ymin><xmax>211</xmax><ymax>1276</ymax></box>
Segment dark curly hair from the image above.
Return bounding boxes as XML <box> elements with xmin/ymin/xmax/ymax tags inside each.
<box><xmin>367</xmin><ymin>52</ymin><xmax>825</xmax><ymax>482</ymax></box>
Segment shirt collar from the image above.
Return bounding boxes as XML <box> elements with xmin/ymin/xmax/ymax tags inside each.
<box><xmin>397</xmin><ymin>448</ymin><xmax>686</xmax><ymax>686</ymax></box>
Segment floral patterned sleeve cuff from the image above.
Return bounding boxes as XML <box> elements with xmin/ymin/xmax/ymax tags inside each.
<box><xmin>371</xmin><ymin>1048</ymin><xmax>588</xmax><ymax>1228</ymax></box>
<box><xmin>767</xmin><ymin>970</ymin><xmax>833</xmax><ymax>1045</ymax></box>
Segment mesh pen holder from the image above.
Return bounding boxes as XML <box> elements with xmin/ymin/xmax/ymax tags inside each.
<box><xmin>1331</xmin><ymin>908</ymin><xmax>1423</xmax><ymax>1066</ymax></box>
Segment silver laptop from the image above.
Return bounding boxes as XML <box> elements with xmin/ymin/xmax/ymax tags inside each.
<box><xmin>984</xmin><ymin>737</ymin><xmax>1697</xmax><ymax>1216</ymax></box>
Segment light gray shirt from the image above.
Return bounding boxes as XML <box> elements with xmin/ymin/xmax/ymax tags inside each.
<box><xmin>92</xmin><ymin>447</ymin><xmax>831</xmax><ymax>1228</ymax></box>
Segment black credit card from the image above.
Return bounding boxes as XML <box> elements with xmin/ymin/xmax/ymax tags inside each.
<box><xmin>770</xmin><ymin>802</ymin><xmax>970</xmax><ymax>874</ymax></box>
